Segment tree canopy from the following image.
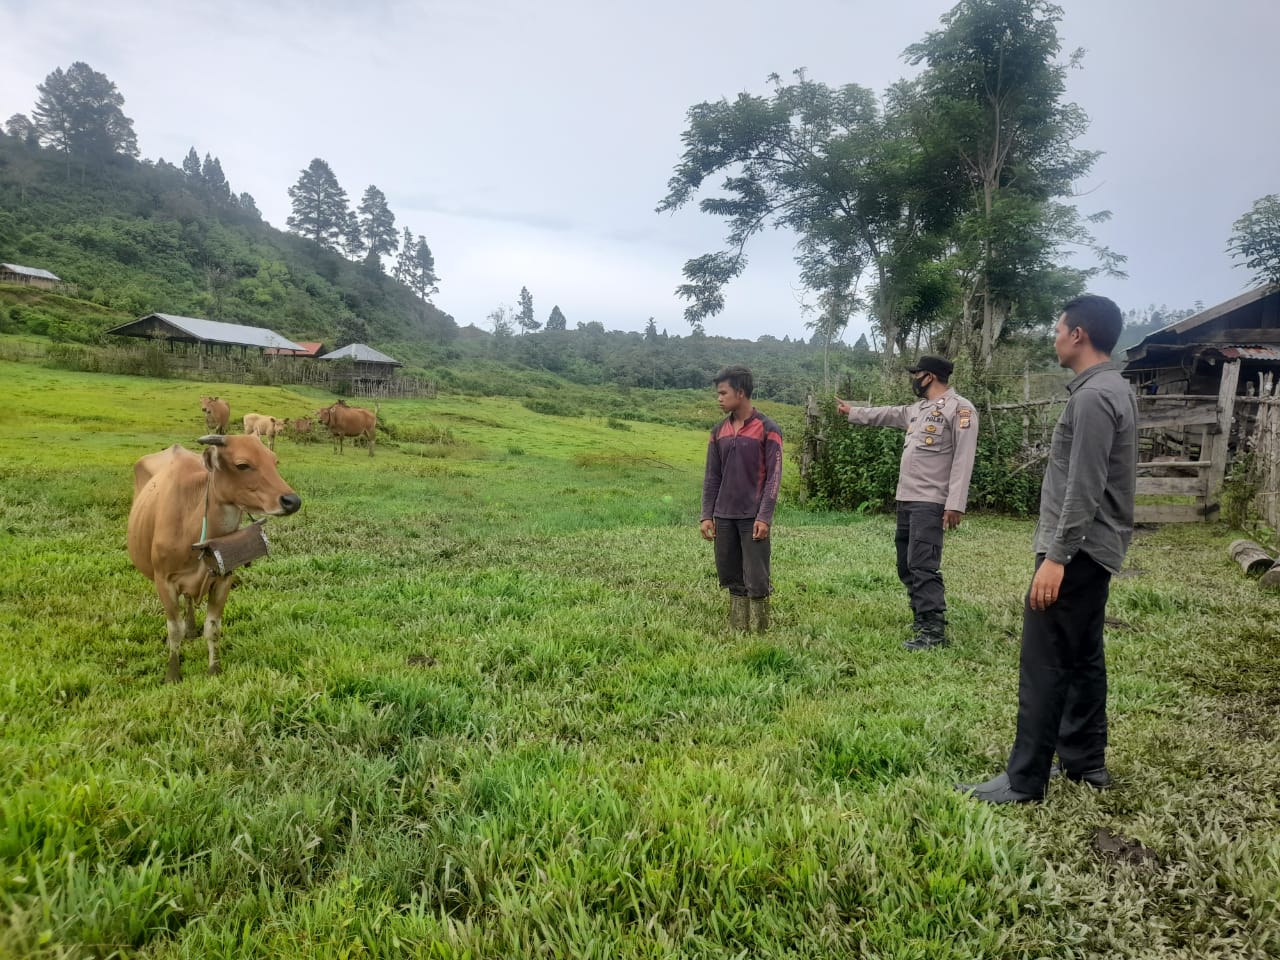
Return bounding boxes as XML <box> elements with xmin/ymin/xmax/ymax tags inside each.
<box><xmin>32</xmin><ymin>62</ymin><xmax>138</xmax><ymax>173</ymax></box>
<box><xmin>286</xmin><ymin>158</ymin><xmax>351</xmax><ymax>251</ymax></box>
<box><xmin>1229</xmin><ymin>194</ymin><xmax>1280</xmax><ymax>288</ymax></box>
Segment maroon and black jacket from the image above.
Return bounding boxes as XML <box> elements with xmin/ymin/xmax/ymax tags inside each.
<box><xmin>701</xmin><ymin>410</ymin><xmax>783</xmax><ymax>526</ymax></box>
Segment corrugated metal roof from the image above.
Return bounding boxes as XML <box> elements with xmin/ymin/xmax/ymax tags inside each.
<box><xmin>320</xmin><ymin>343</ymin><xmax>401</xmax><ymax>364</ymax></box>
<box><xmin>1205</xmin><ymin>344</ymin><xmax>1280</xmax><ymax>361</ymax></box>
<box><xmin>1</xmin><ymin>262</ymin><xmax>61</xmax><ymax>281</ymax></box>
<box><xmin>128</xmin><ymin>313</ymin><xmax>305</xmax><ymax>351</ymax></box>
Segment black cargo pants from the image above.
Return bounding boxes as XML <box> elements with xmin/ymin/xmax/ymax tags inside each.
<box><xmin>894</xmin><ymin>501</ymin><xmax>946</xmax><ymax>617</ymax></box>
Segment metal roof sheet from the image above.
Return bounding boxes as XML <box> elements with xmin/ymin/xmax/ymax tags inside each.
<box><xmin>127</xmin><ymin>313</ymin><xmax>305</xmax><ymax>351</ymax></box>
<box><xmin>1</xmin><ymin>262</ymin><xmax>61</xmax><ymax>281</ymax></box>
<box><xmin>1206</xmin><ymin>344</ymin><xmax>1280</xmax><ymax>361</ymax></box>
<box><xmin>320</xmin><ymin>342</ymin><xmax>401</xmax><ymax>364</ymax></box>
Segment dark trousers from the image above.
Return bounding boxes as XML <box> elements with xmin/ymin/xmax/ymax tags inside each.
<box><xmin>895</xmin><ymin>501</ymin><xmax>945</xmax><ymax>616</ymax></box>
<box><xmin>713</xmin><ymin>517</ymin><xmax>771</xmax><ymax>599</ymax></box>
<box><xmin>1006</xmin><ymin>552</ymin><xmax>1112</xmax><ymax>795</ymax></box>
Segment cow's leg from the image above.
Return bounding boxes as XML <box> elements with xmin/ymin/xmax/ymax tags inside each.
<box><xmin>155</xmin><ymin>580</ymin><xmax>185</xmax><ymax>683</ymax></box>
<box><xmin>183</xmin><ymin>595</ymin><xmax>198</xmax><ymax>639</ymax></box>
<box><xmin>367</xmin><ymin>430</ymin><xmax>375</xmax><ymax>457</ymax></box>
<box><xmin>204</xmin><ymin>576</ymin><xmax>235</xmax><ymax>676</ymax></box>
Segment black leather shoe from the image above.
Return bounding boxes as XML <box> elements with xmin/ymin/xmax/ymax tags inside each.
<box><xmin>1049</xmin><ymin>762</ymin><xmax>1113</xmax><ymax>789</ymax></box>
<box><xmin>955</xmin><ymin>772</ymin><xmax>1040</xmax><ymax>804</ymax></box>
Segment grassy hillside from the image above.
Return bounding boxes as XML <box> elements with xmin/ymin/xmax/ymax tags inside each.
<box><xmin>0</xmin><ymin>136</ymin><xmax>457</xmax><ymax>347</ymax></box>
<box><xmin>1</xmin><ymin>360</ymin><xmax>1278</xmax><ymax>958</ymax></box>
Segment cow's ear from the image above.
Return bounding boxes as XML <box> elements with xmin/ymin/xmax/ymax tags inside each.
<box><xmin>203</xmin><ymin>446</ymin><xmax>218</xmax><ymax>470</ymax></box>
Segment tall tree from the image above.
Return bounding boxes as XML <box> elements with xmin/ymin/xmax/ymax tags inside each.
<box><xmin>393</xmin><ymin>226</ymin><xmax>415</xmax><ymax>283</ymax></box>
<box><xmin>32</xmin><ymin>62</ymin><xmax>138</xmax><ymax>174</ymax></box>
<box><xmin>357</xmin><ymin>185</ymin><xmax>399</xmax><ymax>266</ymax></box>
<box><xmin>1228</xmin><ymin>194</ymin><xmax>1280</xmax><ymax>288</ymax></box>
<box><xmin>658</xmin><ymin>71</ymin><xmax>957</xmax><ymax>354</ymax></box>
<box><xmin>643</xmin><ymin>316</ymin><xmax>658</xmax><ymax>341</ymax></box>
<box><xmin>286</xmin><ymin>158</ymin><xmax>350</xmax><ymax>250</ymax></box>
<box><xmin>182</xmin><ymin>147</ymin><xmax>202</xmax><ymax>180</ymax></box>
<box><xmin>906</xmin><ymin>0</ymin><xmax>1123</xmax><ymax>365</ymax></box>
<box><xmin>516</xmin><ymin>286</ymin><xmax>539</xmax><ymax>333</ymax></box>
<box><xmin>341</xmin><ymin>209</ymin><xmax>366</xmax><ymax>260</ymax></box>
<box><xmin>202</xmin><ymin>153</ymin><xmax>231</xmax><ymax>201</ymax></box>
<box><xmin>237</xmin><ymin>192</ymin><xmax>261</xmax><ymax>218</ymax></box>
<box><xmin>407</xmin><ymin>236</ymin><xmax>440</xmax><ymax>300</ymax></box>
<box><xmin>547</xmin><ymin>305</ymin><xmax>568</xmax><ymax>330</ymax></box>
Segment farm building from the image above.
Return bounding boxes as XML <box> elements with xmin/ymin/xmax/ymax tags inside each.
<box><xmin>104</xmin><ymin>313</ymin><xmax>305</xmax><ymax>355</ymax></box>
<box><xmin>1120</xmin><ymin>284</ymin><xmax>1280</xmax><ymax>525</ymax></box>
<box><xmin>1122</xmin><ymin>284</ymin><xmax>1280</xmax><ymax>396</ymax></box>
<box><xmin>1</xmin><ymin>262</ymin><xmax>61</xmax><ymax>289</ymax></box>
<box><xmin>319</xmin><ymin>342</ymin><xmax>403</xmax><ymax>387</ymax></box>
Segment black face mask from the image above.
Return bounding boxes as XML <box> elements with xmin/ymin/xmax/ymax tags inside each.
<box><xmin>910</xmin><ymin>375</ymin><xmax>930</xmax><ymax>398</ymax></box>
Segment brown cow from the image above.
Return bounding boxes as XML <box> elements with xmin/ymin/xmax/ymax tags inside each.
<box><xmin>199</xmin><ymin>396</ymin><xmax>230</xmax><ymax>434</ymax></box>
<box><xmin>316</xmin><ymin>401</ymin><xmax>378</xmax><ymax>456</ymax></box>
<box><xmin>128</xmin><ymin>435</ymin><xmax>302</xmax><ymax>682</ymax></box>
<box><xmin>290</xmin><ymin>417</ymin><xmax>313</xmax><ymax>435</ymax></box>
<box><xmin>243</xmin><ymin>413</ymin><xmax>286</xmax><ymax>450</ymax></box>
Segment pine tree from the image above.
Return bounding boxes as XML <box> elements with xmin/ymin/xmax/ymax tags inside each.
<box><xmin>5</xmin><ymin>113</ymin><xmax>37</xmax><ymax>144</ymax></box>
<box><xmin>286</xmin><ymin>158</ymin><xmax>349</xmax><ymax>250</ymax></box>
<box><xmin>407</xmin><ymin>236</ymin><xmax>440</xmax><ymax>300</ymax></box>
<box><xmin>546</xmin><ymin>305</ymin><xmax>567</xmax><ymax>330</ymax></box>
<box><xmin>357</xmin><ymin>185</ymin><xmax>398</xmax><ymax>266</ymax></box>
<box><xmin>393</xmin><ymin>227</ymin><xmax>415</xmax><ymax>283</ymax></box>
<box><xmin>182</xmin><ymin>147</ymin><xmax>202</xmax><ymax>180</ymax></box>
<box><xmin>644</xmin><ymin>316</ymin><xmax>658</xmax><ymax>341</ymax></box>
<box><xmin>342</xmin><ymin>209</ymin><xmax>366</xmax><ymax>260</ymax></box>
<box><xmin>202</xmin><ymin>153</ymin><xmax>231</xmax><ymax>201</ymax></box>
<box><xmin>516</xmin><ymin>286</ymin><xmax>539</xmax><ymax>333</ymax></box>
<box><xmin>32</xmin><ymin>62</ymin><xmax>138</xmax><ymax>172</ymax></box>
<box><xmin>237</xmin><ymin>192</ymin><xmax>261</xmax><ymax>218</ymax></box>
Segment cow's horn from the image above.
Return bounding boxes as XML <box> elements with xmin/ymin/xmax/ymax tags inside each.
<box><xmin>197</xmin><ymin>434</ymin><xmax>227</xmax><ymax>446</ymax></box>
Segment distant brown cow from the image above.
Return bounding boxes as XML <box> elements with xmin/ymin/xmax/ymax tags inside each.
<box><xmin>316</xmin><ymin>401</ymin><xmax>378</xmax><ymax>456</ymax></box>
<box><xmin>243</xmin><ymin>413</ymin><xmax>286</xmax><ymax>450</ymax></box>
<box><xmin>128</xmin><ymin>435</ymin><xmax>301</xmax><ymax>682</ymax></box>
<box><xmin>290</xmin><ymin>417</ymin><xmax>313</xmax><ymax>435</ymax></box>
<box><xmin>200</xmin><ymin>396</ymin><xmax>230</xmax><ymax>434</ymax></box>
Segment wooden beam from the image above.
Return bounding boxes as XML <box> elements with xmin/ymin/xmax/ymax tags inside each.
<box><xmin>1135</xmin><ymin>460</ymin><xmax>1210</xmax><ymax>472</ymax></box>
<box><xmin>1135</xmin><ymin>502</ymin><xmax>1206</xmax><ymax>523</ymax></box>
<box><xmin>1204</xmin><ymin>360</ymin><xmax>1241</xmax><ymax>511</ymax></box>
<box><xmin>1138</xmin><ymin>407</ymin><xmax>1220</xmax><ymax>429</ymax></box>
<box><xmin>1136</xmin><ymin>477</ymin><xmax>1205</xmax><ymax>496</ymax></box>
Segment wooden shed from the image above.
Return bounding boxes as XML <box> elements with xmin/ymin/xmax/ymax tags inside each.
<box><xmin>319</xmin><ymin>343</ymin><xmax>402</xmax><ymax>388</ymax></box>
<box><xmin>1121</xmin><ymin>285</ymin><xmax>1280</xmax><ymax>523</ymax></box>
<box><xmin>1</xmin><ymin>262</ymin><xmax>61</xmax><ymax>289</ymax></box>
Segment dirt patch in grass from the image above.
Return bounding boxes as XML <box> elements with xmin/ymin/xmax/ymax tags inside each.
<box><xmin>1092</xmin><ymin>827</ymin><xmax>1161</xmax><ymax>870</ymax></box>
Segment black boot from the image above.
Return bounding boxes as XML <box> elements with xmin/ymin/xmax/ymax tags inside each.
<box><xmin>904</xmin><ymin>611</ymin><xmax>948</xmax><ymax>651</ymax></box>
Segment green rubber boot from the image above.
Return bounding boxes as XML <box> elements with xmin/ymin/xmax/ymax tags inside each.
<box><xmin>729</xmin><ymin>596</ymin><xmax>750</xmax><ymax>632</ymax></box>
<box><xmin>749</xmin><ymin>596</ymin><xmax>770</xmax><ymax>633</ymax></box>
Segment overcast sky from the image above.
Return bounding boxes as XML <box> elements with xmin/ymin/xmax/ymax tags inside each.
<box><xmin>3</xmin><ymin>0</ymin><xmax>1277</xmax><ymax>342</ymax></box>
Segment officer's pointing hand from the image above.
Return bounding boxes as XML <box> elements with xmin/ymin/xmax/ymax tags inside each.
<box><xmin>835</xmin><ymin>396</ymin><xmax>851</xmax><ymax>417</ymax></box>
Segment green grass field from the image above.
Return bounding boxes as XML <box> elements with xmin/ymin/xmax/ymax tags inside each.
<box><xmin>1</xmin><ymin>359</ymin><xmax>1277</xmax><ymax>959</ymax></box>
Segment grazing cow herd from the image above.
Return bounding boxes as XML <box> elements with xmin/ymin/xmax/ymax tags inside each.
<box><xmin>125</xmin><ymin>393</ymin><xmax>378</xmax><ymax>681</ymax></box>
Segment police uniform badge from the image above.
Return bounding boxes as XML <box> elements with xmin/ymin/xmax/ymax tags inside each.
<box><xmin>958</xmin><ymin>407</ymin><xmax>972</xmax><ymax>429</ymax></box>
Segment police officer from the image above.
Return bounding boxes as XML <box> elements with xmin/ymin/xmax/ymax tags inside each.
<box><xmin>836</xmin><ymin>356</ymin><xmax>979</xmax><ymax>650</ymax></box>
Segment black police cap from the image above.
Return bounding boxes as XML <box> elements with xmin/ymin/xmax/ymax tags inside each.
<box><xmin>907</xmin><ymin>355</ymin><xmax>954</xmax><ymax>379</ymax></box>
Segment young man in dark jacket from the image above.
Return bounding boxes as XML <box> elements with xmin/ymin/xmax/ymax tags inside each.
<box><xmin>701</xmin><ymin>366</ymin><xmax>783</xmax><ymax>633</ymax></box>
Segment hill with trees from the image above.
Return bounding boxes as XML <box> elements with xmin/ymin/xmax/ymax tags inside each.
<box><xmin>0</xmin><ymin>62</ymin><xmax>456</xmax><ymax>350</ymax></box>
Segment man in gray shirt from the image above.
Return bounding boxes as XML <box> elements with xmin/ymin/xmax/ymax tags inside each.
<box><xmin>959</xmin><ymin>294</ymin><xmax>1137</xmax><ymax>804</ymax></box>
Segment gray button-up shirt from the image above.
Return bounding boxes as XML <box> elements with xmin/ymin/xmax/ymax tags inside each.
<box><xmin>1034</xmin><ymin>360</ymin><xmax>1138</xmax><ymax>573</ymax></box>
<box><xmin>845</xmin><ymin>388</ymin><xmax>979</xmax><ymax>512</ymax></box>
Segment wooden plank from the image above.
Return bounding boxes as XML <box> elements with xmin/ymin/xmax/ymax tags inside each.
<box><xmin>1138</xmin><ymin>407</ymin><xmax>1220</xmax><ymax>429</ymax></box>
<box><xmin>1204</xmin><ymin>360</ymin><xmax>1241</xmax><ymax>509</ymax></box>
<box><xmin>1135</xmin><ymin>460</ymin><xmax>1210</xmax><ymax>471</ymax></box>
<box><xmin>1135</xmin><ymin>502</ymin><xmax>1205</xmax><ymax>523</ymax></box>
<box><xmin>1136</xmin><ymin>477</ymin><xmax>1204</xmax><ymax>496</ymax></box>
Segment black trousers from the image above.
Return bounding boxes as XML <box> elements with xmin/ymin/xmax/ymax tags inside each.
<box><xmin>895</xmin><ymin>501</ymin><xmax>945</xmax><ymax>617</ymax></box>
<box><xmin>1006</xmin><ymin>552</ymin><xmax>1112</xmax><ymax>796</ymax></box>
<box><xmin>713</xmin><ymin>517</ymin><xmax>772</xmax><ymax>599</ymax></box>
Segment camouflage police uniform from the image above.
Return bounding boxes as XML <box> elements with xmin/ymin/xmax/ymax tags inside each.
<box><xmin>845</xmin><ymin>386</ymin><xmax>978</xmax><ymax>646</ymax></box>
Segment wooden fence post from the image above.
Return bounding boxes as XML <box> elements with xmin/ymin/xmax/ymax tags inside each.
<box><xmin>1203</xmin><ymin>359</ymin><xmax>1241</xmax><ymax>519</ymax></box>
